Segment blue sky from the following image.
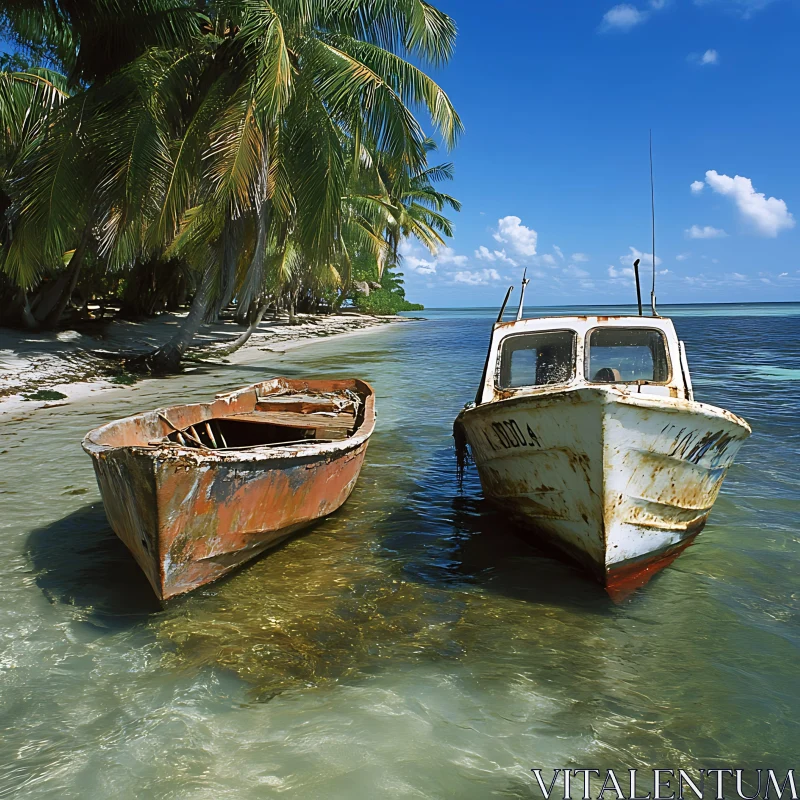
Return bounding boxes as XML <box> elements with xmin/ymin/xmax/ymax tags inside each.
<box><xmin>401</xmin><ymin>0</ymin><xmax>800</xmax><ymax>307</ymax></box>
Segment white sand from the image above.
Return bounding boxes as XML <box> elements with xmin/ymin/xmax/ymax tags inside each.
<box><xmin>0</xmin><ymin>311</ymin><xmax>409</xmax><ymax>419</ymax></box>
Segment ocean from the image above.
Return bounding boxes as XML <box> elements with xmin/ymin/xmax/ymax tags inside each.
<box><xmin>1</xmin><ymin>304</ymin><xmax>798</xmax><ymax>798</ymax></box>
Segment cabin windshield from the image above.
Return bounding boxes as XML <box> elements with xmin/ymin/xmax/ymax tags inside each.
<box><xmin>497</xmin><ymin>330</ymin><xmax>577</xmax><ymax>389</ymax></box>
<box><xmin>585</xmin><ymin>327</ymin><xmax>670</xmax><ymax>383</ymax></box>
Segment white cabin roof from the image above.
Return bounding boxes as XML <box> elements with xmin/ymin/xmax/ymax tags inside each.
<box><xmin>475</xmin><ymin>314</ymin><xmax>690</xmax><ymax>405</ymax></box>
<box><xmin>495</xmin><ymin>315</ymin><xmax>677</xmax><ymax>335</ymax></box>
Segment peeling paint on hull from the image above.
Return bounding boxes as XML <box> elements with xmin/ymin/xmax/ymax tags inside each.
<box><xmin>83</xmin><ymin>378</ymin><xmax>375</xmax><ymax>600</ymax></box>
<box><xmin>456</xmin><ymin>387</ymin><xmax>750</xmax><ymax>599</ymax></box>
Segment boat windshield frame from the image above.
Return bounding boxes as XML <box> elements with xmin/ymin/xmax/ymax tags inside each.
<box><xmin>478</xmin><ymin>315</ymin><xmax>689</xmax><ymax>405</ymax></box>
<box><xmin>583</xmin><ymin>325</ymin><xmax>673</xmax><ymax>386</ymax></box>
<box><xmin>495</xmin><ymin>328</ymin><xmax>578</xmax><ymax>391</ymax></box>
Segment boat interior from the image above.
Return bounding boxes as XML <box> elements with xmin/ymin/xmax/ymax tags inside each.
<box><xmin>83</xmin><ymin>380</ymin><xmax>369</xmax><ymax>453</ymax></box>
<box><xmin>158</xmin><ymin>389</ymin><xmax>362</xmax><ymax>451</ymax></box>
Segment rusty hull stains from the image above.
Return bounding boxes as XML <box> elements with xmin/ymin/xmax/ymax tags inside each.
<box><xmin>457</xmin><ymin>386</ymin><xmax>750</xmax><ymax>600</ymax></box>
<box><xmin>83</xmin><ymin>378</ymin><xmax>375</xmax><ymax>601</ymax></box>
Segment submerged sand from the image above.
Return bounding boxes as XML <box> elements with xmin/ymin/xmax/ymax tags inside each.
<box><xmin>0</xmin><ymin>311</ymin><xmax>409</xmax><ymax>419</ymax></box>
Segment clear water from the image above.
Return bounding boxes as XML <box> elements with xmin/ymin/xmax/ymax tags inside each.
<box><xmin>1</xmin><ymin>305</ymin><xmax>798</xmax><ymax>799</ymax></box>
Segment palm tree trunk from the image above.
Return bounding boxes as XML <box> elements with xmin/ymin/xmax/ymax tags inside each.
<box><xmin>42</xmin><ymin>226</ymin><xmax>92</xmax><ymax>329</ymax></box>
<box><xmin>206</xmin><ymin>301</ymin><xmax>269</xmax><ymax>358</ymax></box>
<box><xmin>126</xmin><ymin>269</ymin><xmax>214</xmax><ymax>374</ymax></box>
<box><xmin>19</xmin><ymin>291</ymin><xmax>37</xmax><ymax>329</ymax></box>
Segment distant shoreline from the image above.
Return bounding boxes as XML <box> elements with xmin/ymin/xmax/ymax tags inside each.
<box><xmin>0</xmin><ymin>312</ymin><xmax>411</xmax><ymax>420</ymax></box>
<box><xmin>420</xmin><ymin>300</ymin><xmax>800</xmax><ymax>311</ymax></box>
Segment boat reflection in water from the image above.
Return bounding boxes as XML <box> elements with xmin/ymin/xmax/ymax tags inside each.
<box><xmin>454</xmin><ymin>307</ymin><xmax>750</xmax><ymax>601</ymax></box>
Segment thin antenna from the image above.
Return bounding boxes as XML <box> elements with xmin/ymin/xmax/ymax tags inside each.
<box><xmin>478</xmin><ymin>285</ymin><xmax>514</xmax><ymax>405</ymax></box>
<box><xmin>496</xmin><ymin>285</ymin><xmax>514</xmax><ymax>323</ymax></box>
<box><xmin>649</xmin><ymin>130</ymin><xmax>658</xmax><ymax>316</ymax></box>
<box><xmin>516</xmin><ymin>268</ymin><xmax>530</xmax><ymax>321</ymax></box>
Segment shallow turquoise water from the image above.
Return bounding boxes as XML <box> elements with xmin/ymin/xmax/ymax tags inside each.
<box><xmin>1</xmin><ymin>304</ymin><xmax>798</xmax><ymax>798</ymax></box>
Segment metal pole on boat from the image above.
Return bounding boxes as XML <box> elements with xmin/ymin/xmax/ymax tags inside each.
<box><xmin>516</xmin><ymin>269</ymin><xmax>530</xmax><ymax>321</ymax></box>
<box><xmin>633</xmin><ymin>258</ymin><xmax>643</xmax><ymax>315</ymax></box>
<box><xmin>477</xmin><ymin>285</ymin><xmax>515</xmax><ymax>406</ymax></box>
<box><xmin>649</xmin><ymin>129</ymin><xmax>658</xmax><ymax>316</ymax></box>
<box><xmin>496</xmin><ymin>284</ymin><xmax>514</xmax><ymax>324</ymax></box>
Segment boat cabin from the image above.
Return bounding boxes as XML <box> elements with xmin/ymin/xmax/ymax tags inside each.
<box><xmin>476</xmin><ymin>316</ymin><xmax>693</xmax><ymax>405</ymax></box>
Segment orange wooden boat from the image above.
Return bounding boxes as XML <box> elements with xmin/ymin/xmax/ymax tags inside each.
<box><xmin>82</xmin><ymin>378</ymin><xmax>375</xmax><ymax>600</ymax></box>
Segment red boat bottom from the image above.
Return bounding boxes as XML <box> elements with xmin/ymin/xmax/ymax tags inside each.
<box><xmin>604</xmin><ymin>534</ymin><xmax>700</xmax><ymax>602</ymax></box>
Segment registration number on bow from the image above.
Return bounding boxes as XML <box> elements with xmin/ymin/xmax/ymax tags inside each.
<box><xmin>484</xmin><ymin>418</ymin><xmax>541</xmax><ymax>451</ymax></box>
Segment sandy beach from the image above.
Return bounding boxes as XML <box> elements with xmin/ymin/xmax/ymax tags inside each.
<box><xmin>0</xmin><ymin>311</ymin><xmax>410</xmax><ymax>419</ymax></box>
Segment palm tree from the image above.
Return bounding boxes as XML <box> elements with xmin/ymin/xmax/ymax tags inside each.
<box><xmin>123</xmin><ymin>0</ymin><xmax>463</xmax><ymax>371</ymax></box>
<box><xmin>0</xmin><ymin>0</ymin><xmax>463</xmax><ymax>371</ymax></box>
<box><xmin>366</xmin><ymin>138</ymin><xmax>462</xmax><ymax>277</ymax></box>
<box><xmin>0</xmin><ymin>0</ymin><xmax>204</xmax><ymax>327</ymax></box>
<box><xmin>0</xmin><ymin>65</ymin><xmax>70</xmax><ymax>326</ymax></box>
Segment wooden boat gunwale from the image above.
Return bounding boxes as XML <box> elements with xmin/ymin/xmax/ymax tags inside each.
<box><xmin>82</xmin><ymin>376</ymin><xmax>376</xmax><ymax>464</ymax></box>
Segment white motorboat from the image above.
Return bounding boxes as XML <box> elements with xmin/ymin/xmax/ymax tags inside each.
<box><xmin>454</xmin><ymin>300</ymin><xmax>751</xmax><ymax>600</ymax></box>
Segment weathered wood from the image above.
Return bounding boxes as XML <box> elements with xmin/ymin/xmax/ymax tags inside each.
<box><xmin>231</xmin><ymin>410</ymin><xmax>353</xmax><ymax>430</ymax></box>
<box><xmin>82</xmin><ymin>377</ymin><xmax>376</xmax><ymax>600</ymax></box>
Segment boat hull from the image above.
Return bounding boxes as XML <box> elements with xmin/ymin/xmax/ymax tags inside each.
<box><xmin>83</xmin><ymin>379</ymin><xmax>374</xmax><ymax>600</ymax></box>
<box><xmin>456</xmin><ymin>388</ymin><xmax>750</xmax><ymax>599</ymax></box>
<box><xmin>90</xmin><ymin>443</ymin><xmax>368</xmax><ymax>599</ymax></box>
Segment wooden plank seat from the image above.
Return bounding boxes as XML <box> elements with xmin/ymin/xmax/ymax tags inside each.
<box><xmin>231</xmin><ymin>410</ymin><xmax>354</xmax><ymax>440</ymax></box>
<box><xmin>255</xmin><ymin>394</ymin><xmax>354</xmax><ymax>414</ymax></box>
<box><xmin>231</xmin><ymin>409</ymin><xmax>351</xmax><ymax>427</ymax></box>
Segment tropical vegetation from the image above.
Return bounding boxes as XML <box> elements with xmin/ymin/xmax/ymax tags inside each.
<box><xmin>0</xmin><ymin>0</ymin><xmax>461</xmax><ymax>372</ymax></box>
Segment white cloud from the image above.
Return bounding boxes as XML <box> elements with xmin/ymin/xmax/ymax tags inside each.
<box><xmin>601</xmin><ymin>3</ymin><xmax>646</xmax><ymax>30</ymax></box>
<box><xmin>690</xmin><ymin>180</ymin><xmax>705</xmax><ymax>193</ymax></box>
<box><xmin>475</xmin><ymin>245</ymin><xmax>518</xmax><ymax>267</ymax></box>
<box><xmin>571</xmin><ymin>252</ymin><xmax>590</xmax><ymax>262</ymax></box>
<box><xmin>689</xmin><ymin>49</ymin><xmax>719</xmax><ymax>65</ymax></box>
<box><xmin>686</xmin><ymin>224</ymin><xmax>728</xmax><ymax>239</ymax></box>
<box><xmin>608</xmin><ymin>265</ymin><xmax>635</xmax><ymax>281</ymax></box>
<box><xmin>452</xmin><ymin>269</ymin><xmax>502</xmax><ymax>286</ymax></box>
<box><xmin>702</xmin><ymin>170</ymin><xmax>796</xmax><ymax>237</ymax></box>
<box><xmin>403</xmin><ymin>254</ymin><xmax>437</xmax><ymax>275</ymax></box>
<box><xmin>538</xmin><ymin>253</ymin><xmax>557</xmax><ymax>267</ymax></box>
<box><xmin>400</xmin><ymin>241</ymin><xmax>468</xmax><ymax>275</ymax></box>
<box><xmin>676</xmin><ymin>252</ymin><xmax>691</xmax><ymax>261</ymax></box>
<box><xmin>779</xmin><ymin>272</ymin><xmax>788</xmax><ymax>277</ymax></box>
<box><xmin>650</xmin><ymin>0</ymin><xmax>668</xmax><ymax>8</ymax></box>
<box><xmin>694</xmin><ymin>0</ymin><xmax>780</xmax><ymax>19</ymax></box>
<box><xmin>493</xmin><ymin>216</ymin><xmax>538</xmax><ymax>256</ymax></box>
<box><xmin>620</xmin><ymin>246</ymin><xmax>662</xmax><ymax>267</ymax></box>
<box><xmin>435</xmin><ymin>247</ymin><xmax>468</xmax><ymax>267</ymax></box>
<box><xmin>564</xmin><ymin>265</ymin><xmax>590</xmax><ymax>278</ymax></box>
<box><xmin>553</xmin><ymin>245</ymin><xmax>565</xmax><ymax>261</ymax></box>
<box><xmin>728</xmin><ymin>272</ymin><xmax>748</xmax><ymax>281</ymax></box>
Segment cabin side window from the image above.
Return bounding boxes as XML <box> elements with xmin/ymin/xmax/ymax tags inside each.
<box><xmin>585</xmin><ymin>328</ymin><xmax>671</xmax><ymax>383</ymax></box>
<box><xmin>496</xmin><ymin>330</ymin><xmax>577</xmax><ymax>389</ymax></box>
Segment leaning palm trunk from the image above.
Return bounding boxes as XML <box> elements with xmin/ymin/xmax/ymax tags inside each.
<box><xmin>42</xmin><ymin>226</ymin><xmax>93</xmax><ymax>328</ymax></box>
<box><xmin>126</xmin><ymin>268</ymin><xmax>214</xmax><ymax>374</ymax></box>
<box><xmin>198</xmin><ymin>300</ymin><xmax>269</xmax><ymax>359</ymax></box>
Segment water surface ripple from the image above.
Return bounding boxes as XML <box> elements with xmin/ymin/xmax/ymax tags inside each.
<box><xmin>1</xmin><ymin>304</ymin><xmax>798</xmax><ymax>798</ymax></box>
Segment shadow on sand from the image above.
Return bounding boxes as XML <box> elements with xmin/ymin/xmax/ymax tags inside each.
<box><xmin>26</xmin><ymin>503</ymin><xmax>163</xmax><ymax>623</ymax></box>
